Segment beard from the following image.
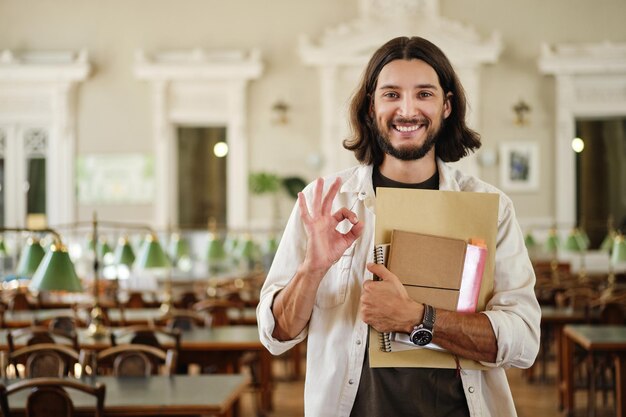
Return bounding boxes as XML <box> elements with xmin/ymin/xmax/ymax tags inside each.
<box><xmin>375</xmin><ymin>115</ymin><xmax>444</xmax><ymax>161</ymax></box>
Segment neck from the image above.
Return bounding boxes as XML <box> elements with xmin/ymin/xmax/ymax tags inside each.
<box><xmin>379</xmin><ymin>151</ymin><xmax>437</xmax><ymax>183</ymax></box>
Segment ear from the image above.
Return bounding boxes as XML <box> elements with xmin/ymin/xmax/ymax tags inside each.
<box><xmin>443</xmin><ymin>92</ymin><xmax>453</xmax><ymax>119</ymax></box>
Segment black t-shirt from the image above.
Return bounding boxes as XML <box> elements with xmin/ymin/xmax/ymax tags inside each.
<box><xmin>349</xmin><ymin>166</ymin><xmax>470</xmax><ymax>417</ymax></box>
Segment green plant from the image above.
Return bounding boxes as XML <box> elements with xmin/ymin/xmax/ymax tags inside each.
<box><xmin>248</xmin><ymin>172</ymin><xmax>281</xmax><ymax>195</ymax></box>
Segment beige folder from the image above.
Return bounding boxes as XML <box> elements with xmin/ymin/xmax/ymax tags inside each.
<box><xmin>369</xmin><ymin>188</ymin><xmax>499</xmax><ymax>369</ymax></box>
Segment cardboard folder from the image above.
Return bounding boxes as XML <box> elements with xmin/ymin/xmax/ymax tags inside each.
<box><xmin>369</xmin><ymin>188</ymin><xmax>499</xmax><ymax>369</ymax></box>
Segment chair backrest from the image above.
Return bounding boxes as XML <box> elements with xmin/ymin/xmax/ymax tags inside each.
<box><xmin>3</xmin><ymin>343</ymin><xmax>80</xmax><ymax>379</ymax></box>
<box><xmin>110</xmin><ymin>325</ymin><xmax>181</xmax><ymax>354</ymax></box>
<box><xmin>163</xmin><ymin>309</ymin><xmax>209</xmax><ymax>331</ymax></box>
<box><xmin>7</xmin><ymin>292</ymin><xmax>34</xmax><ymax>311</ymax></box>
<box><xmin>125</xmin><ymin>292</ymin><xmax>147</xmax><ymax>309</ymax></box>
<box><xmin>0</xmin><ymin>377</ymin><xmax>105</xmax><ymax>417</ymax></box>
<box><xmin>192</xmin><ymin>298</ymin><xmax>244</xmax><ymax>327</ymax></box>
<box><xmin>85</xmin><ymin>344</ymin><xmax>177</xmax><ymax>376</ymax></box>
<box><xmin>7</xmin><ymin>327</ymin><xmax>79</xmax><ymax>352</ymax></box>
<box><xmin>599</xmin><ymin>302</ymin><xmax>626</xmax><ymax>325</ymax></box>
<box><xmin>175</xmin><ymin>291</ymin><xmax>199</xmax><ymax>309</ymax></box>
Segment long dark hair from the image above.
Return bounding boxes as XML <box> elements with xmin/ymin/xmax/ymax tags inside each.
<box><xmin>343</xmin><ymin>36</ymin><xmax>481</xmax><ymax>165</ymax></box>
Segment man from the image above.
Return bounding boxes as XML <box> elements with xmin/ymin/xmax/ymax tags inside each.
<box><xmin>257</xmin><ymin>36</ymin><xmax>541</xmax><ymax>417</ymax></box>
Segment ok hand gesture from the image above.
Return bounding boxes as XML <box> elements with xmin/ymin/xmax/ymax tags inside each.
<box><xmin>299</xmin><ymin>177</ymin><xmax>364</xmax><ymax>275</ymax></box>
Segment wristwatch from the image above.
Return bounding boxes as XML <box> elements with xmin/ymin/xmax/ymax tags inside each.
<box><xmin>410</xmin><ymin>304</ymin><xmax>436</xmax><ymax>346</ymax></box>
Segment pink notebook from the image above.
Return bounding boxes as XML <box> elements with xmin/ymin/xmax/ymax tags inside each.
<box><xmin>456</xmin><ymin>240</ymin><xmax>487</xmax><ymax>313</ymax></box>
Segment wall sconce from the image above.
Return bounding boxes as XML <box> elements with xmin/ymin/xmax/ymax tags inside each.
<box><xmin>512</xmin><ymin>99</ymin><xmax>531</xmax><ymax>126</ymax></box>
<box><xmin>272</xmin><ymin>99</ymin><xmax>290</xmax><ymax>125</ymax></box>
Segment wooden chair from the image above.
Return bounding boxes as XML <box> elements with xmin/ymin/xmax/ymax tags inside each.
<box><xmin>0</xmin><ymin>377</ymin><xmax>105</xmax><ymax>417</ymax></box>
<box><xmin>162</xmin><ymin>309</ymin><xmax>210</xmax><ymax>331</ymax></box>
<box><xmin>7</xmin><ymin>326</ymin><xmax>79</xmax><ymax>352</ymax></box>
<box><xmin>174</xmin><ymin>291</ymin><xmax>199</xmax><ymax>309</ymax></box>
<box><xmin>82</xmin><ymin>344</ymin><xmax>177</xmax><ymax>377</ymax></box>
<box><xmin>110</xmin><ymin>325</ymin><xmax>181</xmax><ymax>358</ymax></box>
<box><xmin>33</xmin><ymin>315</ymin><xmax>85</xmax><ymax>333</ymax></box>
<box><xmin>6</xmin><ymin>291</ymin><xmax>35</xmax><ymax>311</ymax></box>
<box><xmin>1</xmin><ymin>343</ymin><xmax>80</xmax><ymax>378</ymax></box>
<box><xmin>192</xmin><ymin>298</ymin><xmax>245</xmax><ymax>327</ymax></box>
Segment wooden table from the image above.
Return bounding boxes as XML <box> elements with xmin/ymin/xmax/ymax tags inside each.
<box><xmin>0</xmin><ymin>374</ymin><xmax>248</xmax><ymax>416</ymax></box>
<box><xmin>561</xmin><ymin>324</ymin><xmax>626</xmax><ymax>417</ymax></box>
<box><xmin>0</xmin><ymin>325</ymin><xmax>274</xmax><ymax>414</ymax></box>
<box><xmin>1</xmin><ymin>307</ymin><xmax>258</xmax><ymax>328</ymax></box>
<box><xmin>532</xmin><ymin>306</ymin><xmax>588</xmax><ymax>384</ymax></box>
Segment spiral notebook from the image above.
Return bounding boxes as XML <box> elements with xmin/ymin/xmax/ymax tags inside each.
<box><xmin>374</xmin><ymin>230</ymin><xmax>488</xmax><ymax>353</ymax></box>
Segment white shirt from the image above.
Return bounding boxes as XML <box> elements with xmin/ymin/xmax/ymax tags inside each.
<box><xmin>257</xmin><ymin>160</ymin><xmax>541</xmax><ymax>417</ymax></box>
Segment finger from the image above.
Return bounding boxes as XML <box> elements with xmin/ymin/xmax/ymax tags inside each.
<box><xmin>332</xmin><ymin>207</ymin><xmax>358</xmax><ymax>224</ymax></box>
<box><xmin>346</xmin><ymin>219</ymin><xmax>365</xmax><ymax>241</ymax></box>
<box><xmin>312</xmin><ymin>178</ymin><xmax>324</xmax><ymax>216</ymax></box>
<box><xmin>297</xmin><ymin>192</ymin><xmax>312</xmax><ymax>223</ymax></box>
<box><xmin>321</xmin><ymin>177</ymin><xmax>342</xmax><ymax>215</ymax></box>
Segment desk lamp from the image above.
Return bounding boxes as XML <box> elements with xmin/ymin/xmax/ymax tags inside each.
<box><xmin>0</xmin><ymin>227</ymin><xmax>82</xmax><ymax>294</ymax></box>
<box><xmin>135</xmin><ymin>233</ymin><xmax>171</xmax><ymax>312</ymax></box>
<box><xmin>15</xmin><ymin>237</ymin><xmax>45</xmax><ymax>277</ymax></box>
<box><xmin>112</xmin><ymin>236</ymin><xmax>135</xmax><ymax>304</ymax></box>
<box><xmin>545</xmin><ymin>228</ymin><xmax>560</xmax><ymax>284</ymax></box>
<box><xmin>608</xmin><ymin>234</ymin><xmax>626</xmax><ymax>291</ymax></box>
<box><xmin>563</xmin><ymin>227</ymin><xmax>589</xmax><ymax>282</ymax></box>
<box><xmin>170</xmin><ymin>232</ymin><xmax>191</xmax><ymax>272</ymax></box>
<box><xmin>207</xmin><ymin>232</ymin><xmax>227</xmax><ymax>275</ymax></box>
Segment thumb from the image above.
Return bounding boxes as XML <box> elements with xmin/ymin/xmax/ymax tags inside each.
<box><xmin>366</xmin><ymin>263</ymin><xmax>399</xmax><ymax>282</ymax></box>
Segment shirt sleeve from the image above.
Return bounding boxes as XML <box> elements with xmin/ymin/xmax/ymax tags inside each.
<box><xmin>256</xmin><ymin>191</ymin><xmax>311</xmax><ymax>356</ymax></box>
<box><xmin>479</xmin><ymin>193</ymin><xmax>541</xmax><ymax>369</ymax></box>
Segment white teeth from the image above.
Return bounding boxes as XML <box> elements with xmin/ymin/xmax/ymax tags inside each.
<box><xmin>395</xmin><ymin>125</ymin><xmax>420</xmax><ymax>132</ymax></box>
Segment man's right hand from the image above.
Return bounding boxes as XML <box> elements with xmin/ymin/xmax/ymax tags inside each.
<box><xmin>271</xmin><ymin>177</ymin><xmax>364</xmax><ymax>341</ymax></box>
<box><xmin>298</xmin><ymin>177</ymin><xmax>364</xmax><ymax>276</ymax></box>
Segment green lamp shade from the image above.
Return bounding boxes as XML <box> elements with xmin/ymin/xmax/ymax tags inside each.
<box><xmin>524</xmin><ymin>232</ymin><xmax>537</xmax><ymax>249</ymax></box>
<box><xmin>612</xmin><ymin>235</ymin><xmax>626</xmax><ymax>264</ymax></box>
<box><xmin>114</xmin><ymin>238</ymin><xmax>136</xmax><ymax>266</ymax></box>
<box><xmin>545</xmin><ymin>231</ymin><xmax>560</xmax><ymax>253</ymax></box>
<box><xmin>0</xmin><ymin>237</ymin><xmax>7</xmax><ymax>256</ymax></box>
<box><xmin>236</xmin><ymin>236</ymin><xmax>259</xmax><ymax>261</ymax></box>
<box><xmin>135</xmin><ymin>235</ymin><xmax>171</xmax><ymax>269</ymax></box>
<box><xmin>601</xmin><ymin>230</ymin><xmax>617</xmax><ymax>252</ymax></box>
<box><xmin>563</xmin><ymin>229</ymin><xmax>588</xmax><ymax>252</ymax></box>
<box><xmin>16</xmin><ymin>238</ymin><xmax>45</xmax><ymax>276</ymax></box>
<box><xmin>207</xmin><ymin>234</ymin><xmax>226</xmax><ymax>262</ymax></box>
<box><xmin>170</xmin><ymin>234</ymin><xmax>190</xmax><ymax>260</ymax></box>
<box><xmin>29</xmin><ymin>245</ymin><xmax>83</xmax><ymax>292</ymax></box>
<box><xmin>578</xmin><ymin>229</ymin><xmax>591</xmax><ymax>250</ymax></box>
<box><xmin>264</xmin><ymin>236</ymin><xmax>279</xmax><ymax>254</ymax></box>
<box><xmin>87</xmin><ymin>235</ymin><xmax>96</xmax><ymax>252</ymax></box>
<box><xmin>224</xmin><ymin>235</ymin><xmax>239</xmax><ymax>256</ymax></box>
<box><xmin>97</xmin><ymin>240</ymin><xmax>113</xmax><ymax>260</ymax></box>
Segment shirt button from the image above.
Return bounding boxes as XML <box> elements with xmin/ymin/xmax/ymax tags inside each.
<box><xmin>468</xmin><ymin>387</ymin><xmax>475</xmax><ymax>393</ymax></box>
<box><xmin>348</xmin><ymin>379</ymin><xmax>355</xmax><ymax>385</ymax></box>
<box><xmin>356</xmin><ymin>340</ymin><xmax>362</xmax><ymax>345</ymax></box>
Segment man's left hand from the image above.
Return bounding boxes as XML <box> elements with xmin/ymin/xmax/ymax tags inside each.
<box><xmin>360</xmin><ymin>263</ymin><xmax>422</xmax><ymax>334</ymax></box>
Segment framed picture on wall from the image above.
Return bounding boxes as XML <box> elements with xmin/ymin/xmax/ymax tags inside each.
<box><xmin>499</xmin><ymin>141</ymin><xmax>540</xmax><ymax>192</ymax></box>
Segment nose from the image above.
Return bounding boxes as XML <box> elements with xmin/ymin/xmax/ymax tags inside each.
<box><xmin>397</xmin><ymin>95</ymin><xmax>417</xmax><ymax>118</ymax></box>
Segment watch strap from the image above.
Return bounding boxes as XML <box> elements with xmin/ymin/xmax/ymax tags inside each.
<box><xmin>422</xmin><ymin>304</ymin><xmax>435</xmax><ymax>332</ymax></box>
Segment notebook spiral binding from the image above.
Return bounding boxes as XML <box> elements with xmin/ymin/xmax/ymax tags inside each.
<box><xmin>373</xmin><ymin>244</ymin><xmax>392</xmax><ymax>352</ymax></box>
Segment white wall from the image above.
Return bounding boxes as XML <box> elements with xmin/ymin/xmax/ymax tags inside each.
<box><xmin>1</xmin><ymin>0</ymin><xmax>625</xmax><ymax>228</ymax></box>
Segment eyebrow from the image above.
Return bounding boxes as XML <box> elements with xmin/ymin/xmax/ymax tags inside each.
<box><xmin>378</xmin><ymin>83</ymin><xmax>439</xmax><ymax>90</ymax></box>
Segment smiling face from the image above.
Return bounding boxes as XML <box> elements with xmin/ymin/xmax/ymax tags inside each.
<box><xmin>372</xmin><ymin>59</ymin><xmax>451</xmax><ymax>162</ymax></box>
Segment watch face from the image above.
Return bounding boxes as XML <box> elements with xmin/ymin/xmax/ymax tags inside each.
<box><xmin>410</xmin><ymin>329</ymin><xmax>433</xmax><ymax>346</ymax></box>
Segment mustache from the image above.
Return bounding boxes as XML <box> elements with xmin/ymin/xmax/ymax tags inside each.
<box><xmin>391</xmin><ymin>117</ymin><xmax>429</xmax><ymax>125</ymax></box>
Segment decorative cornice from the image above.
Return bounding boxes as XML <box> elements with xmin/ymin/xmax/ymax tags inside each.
<box><xmin>134</xmin><ymin>48</ymin><xmax>263</xmax><ymax>80</ymax></box>
<box><xmin>299</xmin><ymin>1</ymin><xmax>501</xmax><ymax>67</ymax></box>
<box><xmin>539</xmin><ymin>41</ymin><xmax>626</xmax><ymax>75</ymax></box>
<box><xmin>0</xmin><ymin>49</ymin><xmax>91</xmax><ymax>82</ymax></box>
